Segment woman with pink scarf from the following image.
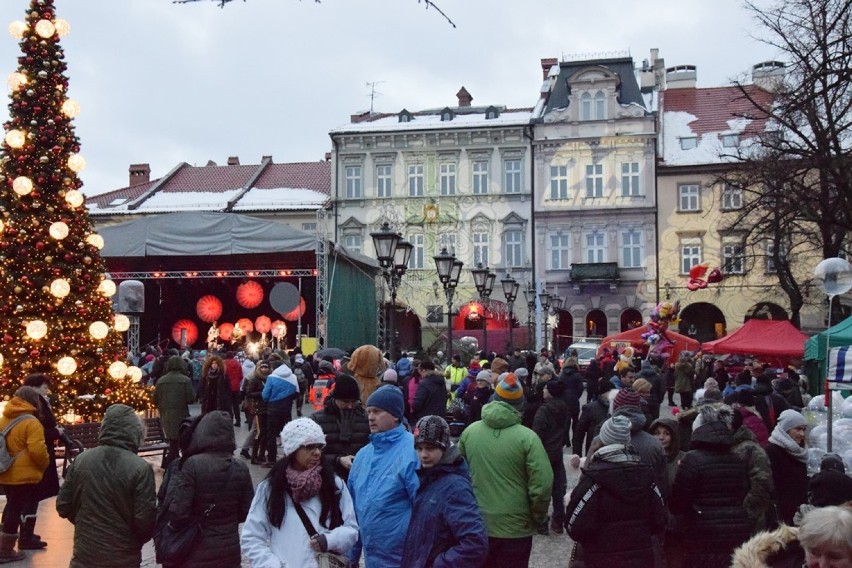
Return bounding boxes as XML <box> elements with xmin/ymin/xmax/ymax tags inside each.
<box><xmin>241</xmin><ymin>418</ymin><xmax>359</xmax><ymax>567</ymax></box>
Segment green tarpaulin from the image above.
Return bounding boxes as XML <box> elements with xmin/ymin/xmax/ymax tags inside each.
<box><xmin>804</xmin><ymin>316</ymin><xmax>852</xmax><ymax>394</ymax></box>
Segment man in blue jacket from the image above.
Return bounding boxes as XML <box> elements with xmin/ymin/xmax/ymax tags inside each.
<box><xmin>348</xmin><ymin>385</ymin><xmax>419</xmax><ymax>567</ymax></box>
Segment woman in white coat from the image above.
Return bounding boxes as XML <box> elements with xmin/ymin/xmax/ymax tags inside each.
<box><xmin>241</xmin><ymin>418</ymin><xmax>358</xmax><ymax>567</ymax></box>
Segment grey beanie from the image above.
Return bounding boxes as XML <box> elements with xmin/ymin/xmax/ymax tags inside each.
<box><xmin>599</xmin><ymin>415</ymin><xmax>632</xmax><ymax>447</ymax></box>
<box><xmin>413</xmin><ymin>415</ymin><xmax>450</xmax><ymax>450</ymax></box>
<box><xmin>776</xmin><ymin>409</ymin><xmax>807</xmax><ymax>433</ymax></box>
<box><xmin>475</xmin><ymin>370</ymin><xmax>494</xmax><ymax>386</ymax></box>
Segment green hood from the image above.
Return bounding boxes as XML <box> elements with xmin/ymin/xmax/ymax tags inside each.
<box><xmin>164</xmin><ymin>355</ymin><xmax>187</xmax><ymax>374</ymax></box>
<box><xmin>98</xmin><ymin>404</ymin><xmax>144</xmax><ymax>452</ymax></box>
<box><xmin>481</xmin><ymin>401</ymin><xmax>521</xmax><ymax>430</ymax></box>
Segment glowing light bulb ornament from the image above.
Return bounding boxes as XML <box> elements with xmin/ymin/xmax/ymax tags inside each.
<box><xmin>61</xmin><ymin>99</ymin><xmax>80</xmax><ymax>118</ymax></box>
<box><xmin>34</xmin><ymin>19</ymin><xmax>55</xmax><ymax>39</ymax></box>
<box><xmin>26</xmin><ymin>320</ymin><xmax>47</xmax><ymax>340</ymax></box>
<box><xmin>6</xmin><ymin>72</ymin><xmax>26</xmax><ymax>91</ymax></box>
<box><xmin>5</xmin><ymin>130</ymin><xmax>25</xmax><ymax>149</ymax></box>
<box><xmin>126</xmin><ymin>366</ymin><xmax>143</xmax><ymax>383</ymax></box>
<box><xmin>65</xmin><ymin>190</ymin><xmax>84</xmax><ymax>208</ymax></box>
<box><xmin>8</xmin><ymin>21</ymin><xmax>26</xmax><ymax>40</ymax></box>
<box><xmin>85</xmin><ymin>234</ymin><xmax>104</xmax><ymax>249</ymax></box>
<box><xmin>49</xmin><ymin>221</ymin><xmax>69</xmax><ymax>240</ymax></box>
<box><xmin>50</xmin><ymin>278</ymin><xmax>70</xmax><ymax>298</ymax></box>
<box><xmin>114</xmin><ymin>314</ymin><xmax>130</xmax><ymax>332</ymax></box>
<box><xmin>12</xmin><ymin>176</ymin><xmax>32</xmax><ymax>196</ymax></box>
<box><xmin>53</xmin><ymin>19</ymin><xmax>71</xmax><ymax>37</ymax></box>
<box><xmin>67</xmin><ymin>154</ymin><xmax>86</xmax><ymax>173</ymax></box>
<box><xmin>57</xmin><ymin>356</ymin><xmax>77</xmax><ymax>376</ymax></box>
<box><xmin>108</xmin><ymin>361</ymin><xmax>128</xmax><ymax>379</ymax></box>
<box><xmin>89</xmin><ymin>321</ymin><xmax>109</xmax><ymax>340</ymax></box>
<box><xmin>97</xmin><ymin>279</ymin><xmax>116</xmax><ymax>297</ymax></box>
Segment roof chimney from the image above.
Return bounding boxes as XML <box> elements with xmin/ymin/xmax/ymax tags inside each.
<box><xmin>752</xmin><ymin>61</ymin><xmax>786</xmax><ymax>92</ymax></box>
<box><xmin>261</xmin><ymin>155</ymin><xmax>272</xmax><ymax>163</ymax></box>
<box><xmin>456</xmin><ymin>87</ymin><xmax>472</xmax><ymax>107</ymax></box>
<box><xmin>540</xmin><ymin>57</ymin><xmax>558</xmax><ymax>80</ymax></box>
<box><xmin>324</xmin><ymin>152</ymin><xmax>331</xmax><ymax>162</ymax></box>
<box><xmin>665</xmin><ymin>65</ymin><xmax>697</xmax><ymax>90</ymax></box>
<box><xmin>227</xmin><ymin>156</ymin><xmax>240</xmax><ymax>166</ymax></box>
<box><xmin>128</xmin><ymin>163</ymin><xmax>150</xmax><ymax>187</ymax></box>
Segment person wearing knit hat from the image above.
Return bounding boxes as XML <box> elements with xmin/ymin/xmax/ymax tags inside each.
<box><xmin>494</xmin><ymin>373</ymin><xmax>525</xmax><ymax>411</ymax></box>
<box><xmin>475</xmin><ymin>370</ymin><xmax>494</xmax><ymax>387</ymax></box>
<box><xmin>766</xmin><ymin>407</ymin><xmax>808</xmax><ymax>525</ymax></box>
<box><xmin>401</xmin><ymin>416</ymin><xmax>488</xmax><ymax>566</ymax></box>
<box><xmin>347</xmin><ymin>385</ymin><xmax>419</xmax><ymax>567</ymax></box>
<box><xmin>532</xmin><ymin>380</ymin><xmax>571</xmax><ymax>534</ymax></box>
<box><xmin>382</xmin><ymin>368</ymin><xmax>399</xmax><ymax>385</ymax></box>
<box><xmin>632</xmin><ymin>378</ymin><xmax>652</xmax><ymax>395</ymax></box>
<box><xmin>241</xmin><ymin>417</ymin><xmax>359</xmax><ymax>567</ymax></box>
<box><xmin>514</xmin><ymin>367</ymin><xmax>530</xmax><ymax>386</ymax></box>
<box><xmin>311</xmin><ymin>374</ymin><xmax>369</xmax><ymax>482</ymax></box>
<box><xmin>807</xmin><ymin>452</ymin><xmax>852</xmax><ymax>508</ymax></box>
<box><xmin>612</xmin><ymin>388</ymin><xmax>642</xmax><ymax>412</ymax></box>
<box><xmin>462</xmin><ymin>371</ymin><xmax>495</xmax><ymax>424</ymax></box>
<box><xmin>599</xmin><ymin>415</ymin><xmax>632</xmax><ymax>447</ymax></box>
<box><xmin>490</xmin><ymin>357</ymin><xmax>509</xmax><ymax>375</ymax></box>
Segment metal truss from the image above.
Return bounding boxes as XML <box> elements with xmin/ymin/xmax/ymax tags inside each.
<box><xmin>107</xmin><ymin>269</ymin><xmax>316</xmax><ymax>280</ymax></box>
<box><xmin>315</xmin><ymin>209</ymin><xmax>331</xmax><ymax>350</ymax></box>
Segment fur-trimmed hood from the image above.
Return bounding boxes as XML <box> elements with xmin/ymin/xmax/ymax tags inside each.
<box><xmin>731</xmin><ymin>524</ymin><xmax>801</xmax><ymax>568</ymax></box>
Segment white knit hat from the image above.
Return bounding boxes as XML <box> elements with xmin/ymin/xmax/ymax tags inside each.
<box><xmin>280</xmin><ymin>418</ymin><xmax>326</xmax><ymax>458</ymax></box>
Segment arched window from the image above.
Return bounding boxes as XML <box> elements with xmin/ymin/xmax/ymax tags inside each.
<box><xmin>580</xmin><ymin>92</ymin><xmax>592</xmax><ymax>120</ymax></box>
<box><xmin>594</xmin><ymin>91</ymin><xmax>606</xmax><ymax>119</ymax></box>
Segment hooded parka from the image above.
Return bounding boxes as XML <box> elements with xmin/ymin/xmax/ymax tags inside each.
<box><xmin>0</xmin><ymin>396</ymin><xmax>48</xmax><ymax>485</ymax></box>
<box><xmin>153</xmin><ymin>355</ymin><xmax>195</xmax><ymax>440</ymax></box>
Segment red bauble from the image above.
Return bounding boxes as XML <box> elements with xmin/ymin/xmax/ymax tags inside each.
<box><xmin>30</xmin><ymin>350</ymin><xmax>39</xmax><ymax>358</ymax></box>
<box><xmin>104</xmin><ymin>389</ymin><xmax>112</xmax><ymax>395</ymax></box>
<box><xmin>3</xmin><ymin>335</ymin><xmax>12</xmax><ymax>343</ymax></box>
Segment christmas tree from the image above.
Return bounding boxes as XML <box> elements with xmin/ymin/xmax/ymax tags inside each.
<box><xmin>0</xmin><ymin>0</ymin><xmax>152</xmax><ymax>420</ymax></box>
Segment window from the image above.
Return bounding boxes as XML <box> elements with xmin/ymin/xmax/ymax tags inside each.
<box><xmin>472</xmin><ymin>161</ymin><xmax>489</xmax><ymax>195</ymax></box>
<box><xmin>440</xmin><ymin>163</ymin><xmax>456</xmax><ymax>196</ymax></box>
<box><xmin>301</xmin><ymin>222</ymin><xmax>317</xmax><ymax>233</ymax></box>
<box><xmin>721</xmin><ymin>185</ymin><xmax>743</xmax><ymax>210</ymax></box>
<box><xmin>585</xmin><ymin>232</ymin><xmax>606</xmax><ymax>263</ymax></box>
<box><xmin>678</xmin><ymin>184</ymin><xmax>700</xmax><ymax>211</ymax></box>
<box><xmin>439</xmin><ymin>233</ymin><xmax>457</xmax><ymax>254</ymax></box>
<box><xmin>765</xmin><ymin>241</ymin><xmax>789</xmax><ymax>274</ymax></box>
<box><xmin>722</xmin><ymin>134</ymin><xmax>739</xmax><ymax>148</ymax></box>
<box><xmin>504</xmin><ymin>159</ymin><xmax>522</xmax><ymax>194</ymax></box>
<box><xmin>621</xmin><ymin>162</ymin><xmax>640</xmax><ymax>196</ymax></box>
<box><xmin>408</xmin><ymin>164</ymin><xmax>424</xmax><ymax>197</ymax></box>
<box><xmin>621</xmin><ymin>230</ymin><xmax>643</xmax><ymax>268</ymax></box>
<box><xmin>550</xmin><ymin>165</ymin><xmax>569</xmax><ymax>200</ymax></box>
<box><xmin>585</xmin><ymin>164</ymin><xmax>604</xmax><ymax>198</ymax></box>
<box><xmin>376</xmin><ymin>164</ymin><xmax>392</xmax><ymax>198</ymax></box>
<box><xmin>408</xmin><ymin>234</ymin><xmax>424</xmax><ymax>269</ymax></box>
<box><xmin>680</xmin><ymin>239</ymin><xmax>702</xmax><ymax>274</ymax></box>
<box><xmin>549</xmin><ymin>233</ymin><xmax>571</xmax><ymax>270</ymax></box>
<box><xmin>345</xmin><ymin>166</ymin><xmax>362</xmax><ymax>199</ymax></box>
<box><xmin>344</xmin><ymin>234</ymin><xmax>362</xmax><ymax>254</ymax></box>
<box><xmin>580</xmin><ymin>92</ymin><xmax>592</xmax><ymax>120</ymax></box>
<box><xmin>722</xmin><ymin>242</ymin><xmax>745</xmax><ymax>274</ymax></box>
<box><xmin>594</xmin><ymin>91</ymin><xmax>606</xmax><ymax>120</ymax></box>
<box><xmin>504</xmin><ymin>230</ymin><xmax>523</xmax><ymax>268</ymax></box>
<box><xmin>473</xmin><ymin>232</ymin><xmax>489</xmax><ymax>266</ymax></box>
<box><xmin>680</xmin><ymin>137</ymin><xmax>698</xmax><ymax>150</ymax></box>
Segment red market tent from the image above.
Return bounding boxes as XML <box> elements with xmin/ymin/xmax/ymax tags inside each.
<box><xmin>596</xmin><ymin>326</ymin><xmax>700</xmax><ymax>363</ymax></box>
<box><xmin>701</xmin><ymin>319</ymin><xmax>810</xmax><ymax>358</ymax></box>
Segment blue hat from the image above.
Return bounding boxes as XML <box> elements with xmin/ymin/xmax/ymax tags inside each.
<box><xmin>366</xmin><ymin>385</ymin><xmax>405</xmax><ymax>422</ymax></box>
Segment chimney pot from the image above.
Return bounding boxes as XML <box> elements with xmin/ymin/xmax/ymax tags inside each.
<box><xmin>324</xmin><ymin>152</ymin><xmax>332</xmax><ymax>162</ymax></box>
<box><xmin>128</xmin><ymin>163</ymin><xmax>150</xmax><ymax>187</ymax></box>
<box><xmin>540</xmin><ymin>57</ymin><xmax>558</xmax><ymax>80</ymax></box>
<box><xmin>261</xmin><ymin>155</ymin><xmax>272</xmax><ymax>163</ymax></box>
<box><xmin>456</xmin><ymin>86</ymin><xmax>472</xmax><ymax>107</ymax></box>
<box><xmin>227</xmin><ymin>156</ymin><xmax>240</xmax><ymax>166</ymax></box>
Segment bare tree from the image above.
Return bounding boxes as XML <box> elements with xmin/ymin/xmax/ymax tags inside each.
<box><xmin>719</xmin><ymin>0</ymin><xmax>852</xmax><ymax>326</ymax></box>
<box><xmin>173</xmin><ymin>0</ymin><xmax>457</xmax><ymax>27</ymax></box>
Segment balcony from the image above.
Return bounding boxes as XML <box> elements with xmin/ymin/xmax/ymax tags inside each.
<box><xmin>570</xmin><ymin>262</ymin><xmax>620</xmax><ymax>282</ymax></box>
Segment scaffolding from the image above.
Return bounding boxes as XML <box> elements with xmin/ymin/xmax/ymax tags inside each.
<box><xmin>315</xmin><ymin>209</ymin><xmax>331</xmax><ymax>350</ymax></box>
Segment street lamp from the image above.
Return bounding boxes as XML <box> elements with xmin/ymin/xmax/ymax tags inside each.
<box><xmin>501</xmin><ymin>272</ymin><xmax>520</xmax><ymax>351</ymax></box>
<box><xmin>371</xmin><ymin>222</ymin><xmax>411</xmax><ymax>360</ymax></box>
<box><xmin>523</xmin><ymin>283</ymin><xmax>536</xmax><ymax>349</ymax></box>
<box><xmin>539</xmin><ymin>289</ymin><xmax>551</xmax><ymax>352</ymax></box>
<box><xmin>434</xmin><ymin>247</ymin><xmax>463</xmax><ymax>361</ymax></box>
<box><xmin>471</xmin><ymin>263</ymin><xmax>496</xmax><ymax>354</ymax></box>
<box><xmin>550</xmin><ymin>291</ymin><xmax>564</xmax><ymax>354</ymax></box>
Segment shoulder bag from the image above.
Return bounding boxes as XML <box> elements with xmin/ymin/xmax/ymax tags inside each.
<box><xmin>291</xmin><ymin>498</ymin><xmax>349</xmax><ymax>568</ymax></box>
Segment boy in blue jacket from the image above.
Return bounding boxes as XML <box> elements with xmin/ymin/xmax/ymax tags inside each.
<box><xmin>401</xmin><ymin>415</ymin><xmax>488</xmax><ymax>568</ymax></box>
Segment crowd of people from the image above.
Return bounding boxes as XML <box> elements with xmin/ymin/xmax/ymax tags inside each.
<box><xmin>0</xmin><ymin>344</ymin><xmax>851</xmax><ymax>567</ymax></box>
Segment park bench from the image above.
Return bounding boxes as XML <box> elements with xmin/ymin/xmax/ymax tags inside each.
<box><xmin>59</xmin><ymin>416</ymin><xmax>169</xmax><ymax>475</ymax></box>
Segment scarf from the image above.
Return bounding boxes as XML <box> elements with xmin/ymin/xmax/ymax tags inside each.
<box><xmin>286</xmin><ymin>465</ymin><xmax>323</xmax><ymax>503</ymax></box>
<box><xmin>768</xmin><ymin>426</ymin><xmax>808</xmax><ymax>463</ymax></box>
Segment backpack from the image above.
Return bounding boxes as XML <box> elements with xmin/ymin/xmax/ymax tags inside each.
<box><xmin>0</xmin><ymin>414</ymin><xmax>37</xmax><ymax>473</ymax></box>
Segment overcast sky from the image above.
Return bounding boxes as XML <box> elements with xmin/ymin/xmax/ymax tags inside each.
<box><xmin>0</xmin><ymin>0</ymin><xmax>779</xmax><ymax>196</ymax></box>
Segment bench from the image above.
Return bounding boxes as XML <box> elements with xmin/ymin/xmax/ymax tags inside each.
<box><xmin>60</xmin><ymin>417</ymin><xmax>170</xmax><ymax>475</ymax></box>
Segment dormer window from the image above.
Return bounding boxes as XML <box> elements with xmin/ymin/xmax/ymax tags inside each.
<box><xmin>485</xmin><ymin>105</ymin><xmax>500</xmax><ymax>120</ymax></box>
<box><xmin>440</xmin><ymin>107</ymin><xmax>454</xmax><ymax>122</ymax></box>
<box><xmin>399</xmin><ymin>109</ymin><xmax>413</xmax><ymax>123</ymax></box>
<box><xmin>680</xmin><ymin>137</ymin><xmax>698</xmax><ymax>150</ymax></box>
<box><xmin>721</xmin><ymin>134</ymin><xmax>740</xmax><ymax>148</ymax></box>
<box><xmin>580</xmin><ymin>91</ymin><xmax>606</xmax><ymax>120</ymax></box>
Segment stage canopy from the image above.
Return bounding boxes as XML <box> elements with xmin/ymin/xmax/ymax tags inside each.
<box><xmin>98</xmin><ymin>211</ymin><xmax>316</xmax><ymax>257</ymax></box>
<box><xmin>702</xmin><ymin>319</ymin><xmax>810</xmax><ymax>358</ymax></box>
<box><xmin>597</xmin><ymin>325</ymin><xmax>700</xmax><ymax>363</ymax></box>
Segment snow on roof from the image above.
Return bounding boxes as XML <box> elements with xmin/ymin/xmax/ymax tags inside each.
<box><xmin>231</xmin><ymin>188</ymin><xmax>327</xmax><ymax>212</ymax></box>
<box><xmin>330</xmin><ymin>108</ymin><xmax>532</xmax><ymax>134</ymax></box>
<box><xmin>130</xmin><ymin>189</ymin><xmax>243</xmax><ymax>212</ymax></box>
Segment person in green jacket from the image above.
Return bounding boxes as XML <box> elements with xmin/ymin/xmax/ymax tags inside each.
<box><xmin>56</xmin><ymin>404</ymin><xmax>157</xmax><ymax>568</ymax></box>
<box><xmin>153</xmin><ymin>355</ymin><xmax>195</xmax><ymax>468</ymax></box>
<box><xmin>458</xmin><ymin>378</ymin><xmax>553</xmax><ymax>568</ymax></box>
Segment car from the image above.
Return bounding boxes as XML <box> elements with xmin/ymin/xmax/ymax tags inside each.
<box><xmin>564</xmin><ymin>339</ymin><xmax>603</xmax><ymax>371</ymax></box>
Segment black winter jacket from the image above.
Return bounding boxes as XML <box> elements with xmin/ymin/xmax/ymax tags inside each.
<box><xmin>532</xmin><ymin>397</ymin><xmax>569</xmax><ymax>461</ymax></box>
<box><xmin>765</xmin><ymin>442</ymin><xmax>808</xmax><ymax>525</ymax></box>
<box><xmin>670</xmin><ymin>420</ymin><xmax>752</xmax><ymax>568</ymax></box>
<box><xmin>573</xmin><ymin>398</ymin><xmax>609</xmax><ymax>457</ymax></box>
<box><xmin>412</xmin><ymin>372</ymin><xmax>448</xmax><ymax>423</ymax></box>
<box><xmin>164</xmin><ymin>411</ymin><xmax>255</xmax><ymax>568</ymax></box>
<box><xmin>566</xmin><ymin>446</ymin><xmax>666</xmax><ymax>568</ymax></box>
<box><xmin>311</xmin><ymin>395</ymin><xmax>371</xmax><ymax>482</ymax></box>
<box><xmin>557</xmin><ymin>368</ymin><xmax>584</xmax><ymax>415</ymax></box>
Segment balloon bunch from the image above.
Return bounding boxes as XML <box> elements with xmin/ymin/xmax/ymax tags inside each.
<box><xmin>686</xmin><ymin>263</ymin><xmax>723</xmax><ymax>291</ymax></box>
<box><xmin>641</xmin><ymin>300</ymin><xmax>681</xmax><ymax>360</ymax></box>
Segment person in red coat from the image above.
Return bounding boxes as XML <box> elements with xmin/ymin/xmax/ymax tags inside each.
<box><xmin>223</xmin><ymin>351</ymin><xmax>244</xmax><ymax>426</ymax></box>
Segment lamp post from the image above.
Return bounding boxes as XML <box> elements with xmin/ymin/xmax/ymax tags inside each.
<box><xmin>434</xmin><ymin>247</ymin><xmax>463</xmax><ymax>361</ymax></box>
<box><xmin>471</xmin><ymin>263</ymin><xmax>496</xmax><ymax>354</ymax></box>
<box><xmin>501</xmin><ymin>272</ymin><xmax>520</xmax><ymax>351</ymax></box>
<box><xmin>550</xmin><ymin>292</ymin><xmax>564</xmax><ymax>354</ymax></box>
<box><xmin>370</xmin><ymin>222</ymin><xmax>412</xmax><ymax>361</ymax></box>
<box><xmin>523</xmin><ymin>283</ymin><xmax>536</xmax><ymax>349</ymax></box>
<box><xmin>539</xmin><ymin>289</ymin><xmax>551</xmax><ymax>352</ymax></box>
